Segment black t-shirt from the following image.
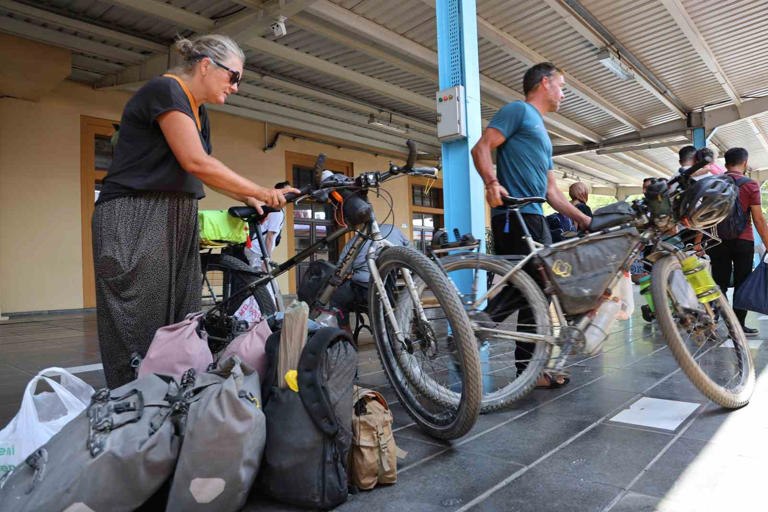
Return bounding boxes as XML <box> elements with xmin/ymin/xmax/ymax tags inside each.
<box><xmin>575</xmin><ymin>201</ymin><xmax>593</xmax><ymax>218</ymax></box>
<box><xmin>98</xmin><ymin>76</ymin><xmax>211</xmax><ymax>203</ymax></box>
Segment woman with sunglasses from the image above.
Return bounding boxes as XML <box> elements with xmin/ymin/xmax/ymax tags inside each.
<box><xmin>93</xmin><ymin>34</ymin><xmax>298</xmax><ymax>388</ymax></box>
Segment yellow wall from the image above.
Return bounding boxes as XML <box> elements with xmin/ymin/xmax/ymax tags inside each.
<box><xmin>0</xmin><ymin>79</ymin><xmax>413</xmax><ymax>313</ymax></box>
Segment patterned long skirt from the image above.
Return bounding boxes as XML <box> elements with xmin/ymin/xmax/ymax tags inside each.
<box><xmin>92</xmin><ymin>192</ymin><xmax>201</xmax><ymax>388</ymax></box>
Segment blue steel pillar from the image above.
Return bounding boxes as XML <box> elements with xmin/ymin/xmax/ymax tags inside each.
<box><xmin>435</xmin><ymin>0</ymin><xmax>485</xmax><ymax>248</ymax></box>
<box><xmin>692</xmin><ymin>127</ymin><xmax>706</xmax><ymax>149</ymax></box>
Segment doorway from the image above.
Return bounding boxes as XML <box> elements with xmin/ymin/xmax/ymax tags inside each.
<box><xmin>80</xmin><ymin>116</ymin><xmax>117</xmax><ymax>308</ymax></box>
<box><xmin>284</xmin><ymin>152</ymin><xmax>353</xmax><ymax>293</ymax></box>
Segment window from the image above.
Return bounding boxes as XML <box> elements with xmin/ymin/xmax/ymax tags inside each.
<box><xmin>410</xmin><ymin>178</ymin><xmax>443</xmax><ymax>252</ymax></box>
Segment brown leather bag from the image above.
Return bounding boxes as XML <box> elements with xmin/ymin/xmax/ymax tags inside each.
<box><xmin>348</xmin><ymin>386</ymin><xmax>397</xmax><ymax>490</ymax></box>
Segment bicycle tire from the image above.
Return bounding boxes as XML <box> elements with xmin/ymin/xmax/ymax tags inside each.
<box><xmin>651</xmin><ymin>255</ymin><xmax>755</xmax><ymax>408</ymax></box>
<box><xmin>369</xmin><ymin>246</ymin><xmax>481</xmax><ymax>439</ymax></box>
<box><xmin>439</xmin><ymin>253</ymin><xmax>552</xmax><ymax>412</ymax></box>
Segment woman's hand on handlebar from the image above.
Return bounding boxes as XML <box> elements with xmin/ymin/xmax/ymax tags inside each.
<box><xmin>244</xmin><ymin>196</ymin><xmax>265</xmax><ymax>215</ymax></box>
<box><xmin>261</xmin><ymin>186</ymin><xmax>301</xmax><ymax>208</ymax></box>
<box><xmin>485</xmin><ymin>181</ymin><xmax>509</xmax><ymax>208</ymax></box>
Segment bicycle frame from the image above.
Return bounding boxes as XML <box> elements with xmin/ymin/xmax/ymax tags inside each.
<box><xmin>222</xmin><ymin>211</ymin><xmax>427</xmax><ymax>347</ymax></box>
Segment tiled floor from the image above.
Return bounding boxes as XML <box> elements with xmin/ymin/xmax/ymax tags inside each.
<box><xmin>1</xmin><ymin>303</ymin><xmax>767</xmax><ymax>511</ymax></box>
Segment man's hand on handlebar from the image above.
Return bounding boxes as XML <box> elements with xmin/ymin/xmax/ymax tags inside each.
<box><xmin>485</xmin><ymin>181</ymin><xmax>509</xmax><ymax>208</ymax></box>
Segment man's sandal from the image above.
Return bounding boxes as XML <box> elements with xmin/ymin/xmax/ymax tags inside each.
<box><xmin>536</xmin><ymin>369</ymin><xmax>570</xmax><ymax>389</ymax></box>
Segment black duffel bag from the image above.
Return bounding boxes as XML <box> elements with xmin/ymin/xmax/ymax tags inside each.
<box><xmin>539</xmin><ymin>227</ymin><xmax>640</xmax><ymax>314</ymax></box>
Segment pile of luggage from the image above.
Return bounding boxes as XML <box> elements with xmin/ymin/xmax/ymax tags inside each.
<box><xmin>0</xmin><ymin>302</ymin><xmax>400</xmax><ymax>511</ymax></box>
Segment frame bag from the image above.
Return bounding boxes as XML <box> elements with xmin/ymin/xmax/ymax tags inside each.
<box><xmin>539</xmin><ymin>228</ymin><xmax>640</xmax><ymax>314</ymax></box>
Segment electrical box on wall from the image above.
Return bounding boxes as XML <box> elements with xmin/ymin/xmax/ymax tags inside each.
<box><xmin>436</xmin><ymin>85</ymin><xmax>466</xmax><ymax>142</ymax></box>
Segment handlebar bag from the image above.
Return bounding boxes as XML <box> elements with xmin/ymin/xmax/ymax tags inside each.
<box><xmin>198</xmin><ymin>210</ymin><xmax>247</xmax><ymax>244</ymax></box>
<box><xmin>589</xmin><ymin>201</ymin><xmax>636</xmax><ymax>232</ymax></box>
<box><xmin>165</xmin><ymin>357</ymin><xmax>266</xmax><ymax>512</ymax></box>
<box><xmin>0</xmin><ymin>373</ymin><xmax>189</xmax><ymax>512</ymax></box>
<box><xmin>539</xmin><ymin>228</ymin><xmax>640</xmax><ymax>315</ymax></box>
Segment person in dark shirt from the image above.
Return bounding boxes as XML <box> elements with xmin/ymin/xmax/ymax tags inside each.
<box><xmin>569</xmin><ymin>182</ymin><xmax>592</xmax><ymax>218</ymax></box>
<box><xmin>93</xmin><ymin>34</ymin><xmax>298</xmax><ymax>388</ymax></box>
<box><xmin>706</xmin><ymin>148</ymin><xmax>768</xmax><ymax>336</ymax></box>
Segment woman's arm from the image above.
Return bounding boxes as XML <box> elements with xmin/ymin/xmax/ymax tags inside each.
<box><xmin>157</xmin><ymin>111</ymin><xmax>296</xmax><ymax>207</ymax></box>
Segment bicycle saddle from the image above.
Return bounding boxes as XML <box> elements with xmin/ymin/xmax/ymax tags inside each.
<box><xmin>228</xmin><ymin>206</ymin><xmax>278</xmax><ymax>223</ymax></box>
<box><xmin>501</xmin><ymin>196</ymin><xmax>547</xmax><ymax>208</ymax></box>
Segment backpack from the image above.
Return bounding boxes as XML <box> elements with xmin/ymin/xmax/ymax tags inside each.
<box><xmin>717</xmin><ymin>176</ymin><xmax>751</xmax><ymax>240</ymax></box>
<box><xmin>348</xmin><ymin>386</ymin><xmax>398</xmax><ymax>490</ymax></box>
<box><xmin>257</xmin><ymin>327</ymin><xmax>357</xmax><ymax>509</ymax></box>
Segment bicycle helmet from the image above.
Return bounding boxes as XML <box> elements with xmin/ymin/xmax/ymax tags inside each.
<box><xmin>674</xmin><ymin>175</ymin><xmax>736</xmax><ymax>229</ymax></box>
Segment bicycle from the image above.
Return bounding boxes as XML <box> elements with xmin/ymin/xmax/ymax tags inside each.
<box><xmin>199</xmin><ymin>209</ymin><xmax>282</xmax><ymax>319</ymax></box>
<box><xmin>204</xmin><ymin>141</ymin><xmax>482</xmax><ymax>439</ymax></box>
<box><xmin>420</xmin><ymin>157</ymin><xmax>755</xmax><ymax>410</ymax></box>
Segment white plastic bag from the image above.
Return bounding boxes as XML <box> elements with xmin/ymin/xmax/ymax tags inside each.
<box><xmin>615</xmin><ymin>272</ymin><xmax>635</xmax><ymax>320</ymax></box>
<box><xmin>0</xmin><ymin>367</ymin><xmax>94</xmax><ymax>473</ymax></box>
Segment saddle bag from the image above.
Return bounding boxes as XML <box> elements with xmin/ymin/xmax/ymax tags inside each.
<box><xmin>0</xmin><ymin>373</ymin><xmax>192</xmax><ymax>512</ymax></box>
<box><xmin>165</xmin><ymin>357</ymin><xmax>266</xmax><ymax>512</ymax></box>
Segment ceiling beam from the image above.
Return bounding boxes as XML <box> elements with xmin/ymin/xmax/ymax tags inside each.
<box><xmin>217</xmin><ymin>0</ymin><xmax>318</xmax><ymax>40</ymax></box>
<box><xmin>0</xmin><ymin>15</ymin><xmax>145</xmax><ymax>63</ymax></box>
<box><xmin>623</xmin><ymin>151</ymin><xmax>672</xmax><ymax>177</ymax></box>
<box><xmin>474</xmin><ymin>16</ymin><xmax>643</xmax><ymax>131</ymax></box>
<box><xmin>606</xmin><ymin>153</ymin><xmax>667</xmax><ymax>179</ymax></box>
<box><xmin>237</xmin><ymin>83</ymin><xmax>438</xmax><ymax>146</ymax></box>
<box><xmin>95</xmin><ymin>53</ymin><xmax>169</xmax><ymax>88</ymax></box>
<box><xmin>241</xmin><ymin>37</ymin><xmax>434</xmax><ymax>112</ymax></box>
<box><xmin>208</xmin><ymin>103</ymin><xmax>424</xmax><ymax>156</ymax></box>
<box><xmin>0</xmin><ymin>0</ymin><xmax>166</xmax><ymax>53</ymax></box>
<box><xmin>306</xmin><ymin>0</ymin><xmax>600</xmax><ymax>142</ymax></box>
<box><xmin>290</xmin><ymin>13</ymin><xmax>437</xmax><ymax>82</ymax></box>
<box><xmin>226</xmin><ymin>95</ymin><xmax>440</xmax><ymax>152</ymax></box>
<box><xmin>98</xmin><ymin>0</ymin><xmax>214</xmax><ymax>32</ymax></box>
<box><xmin>659</xmin><ymin>1</ymin><xmax>768</xmax><ymax>158</ymax></box>
<box><xmin>544</xmin><ymin>0</ymin><xmax>688</xmax><ymax>118</ymax></box>
<box><xmin>253</xmin><ymin>73</ymin><xmax>438</xmax><ymax>134</ymax></box>
<box><xmin>555</xmin><ymin>155</ymin><xmax>640</xmax><ymax>184</ymax></box>
<box><xmin>659</xmin><ymin>0</ymin><xmax>740</xmax><ymax>106</ymax></box>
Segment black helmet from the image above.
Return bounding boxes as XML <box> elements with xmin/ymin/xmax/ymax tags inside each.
<box><xmin>674</xmin><ymin>175</ymin><xmax>736</xmax><ymax>229</ymax></box>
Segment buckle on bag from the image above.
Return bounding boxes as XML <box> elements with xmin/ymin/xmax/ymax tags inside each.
<box><xmin>24</xmin><ymin>448</ymin><xmax>48</xmax><ymax>494</ymax></box>
<box><xmin>86</xmin><ymin>389</ymin><xmax>144</xmax><ymax>456</ymax></box>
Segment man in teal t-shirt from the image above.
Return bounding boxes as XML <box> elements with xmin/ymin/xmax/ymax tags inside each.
<box><xmin>471</xmin><ymin>62</ymin><xmax>590</xmax><ymax>388</ymax></box>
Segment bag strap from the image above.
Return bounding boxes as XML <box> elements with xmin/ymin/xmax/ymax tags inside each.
<box><xmin>162</xmin><ymin>74</ymin><xmax>201</xmax><ymax>131</ymax></box>
<box><xmin>297</xmin><ymin>327</ymin><xmax>355</xmax><ymax>437</ymax></box>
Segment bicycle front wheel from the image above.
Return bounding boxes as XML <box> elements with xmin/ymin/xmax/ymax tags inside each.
<box><xmin>369</xmin><ymin>246</ymin><xmax>481</xmax><ymax>439</ymax></box>
<box><xmin>439</xmin><ymin>253</ymin><xmax>552</xmax><ymax>412</ymax></box>
<box><xmin>651</xmin><ymin>255</ymin><xmax>755</xmax><ymax>408</ymax></box>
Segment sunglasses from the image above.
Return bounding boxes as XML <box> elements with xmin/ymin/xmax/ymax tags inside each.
<box><xmin>201</xmin><ymin>55</ymin><xmax>242</xmax><ymax>86</ymax></box>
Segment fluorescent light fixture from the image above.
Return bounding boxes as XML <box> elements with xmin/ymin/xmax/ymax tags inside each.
<box><xmin>368</xmin><ymin>113</ymin><xmax>408</xmax><ymax>134</ymax></box>
<box><xmin>597</xmin><ymin>48</ymin><xmax>635</xmax><ymax>81</ymax></box>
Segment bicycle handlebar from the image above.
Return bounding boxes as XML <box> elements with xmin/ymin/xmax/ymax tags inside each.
<box><xmin>667</xmin><ymin>154</ymin><xmax>712</xmax><ymax>187</ymax></box>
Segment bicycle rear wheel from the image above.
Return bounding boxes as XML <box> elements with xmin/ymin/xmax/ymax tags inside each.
<box><xmin>369</xmin><ymin>246</ymin><xmax>481</xmax><ymax>439</ymax></box>
<box><xmin>651</xmin><ymin>255</ymin><xmax>755</xmax><ymax>408</ymax></box>
<box><xmin>439</xmin><ymin>253</ymin><xmax>552</xmax><ymax>412</ymax></box>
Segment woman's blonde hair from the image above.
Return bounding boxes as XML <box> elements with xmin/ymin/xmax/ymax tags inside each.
<box><xmin>170</xmin><ymin>34</ymin><xmax>245</xmax><ymax>75</ymax></box>
<box><xmin>569</xmin><ymin>182</ymin><xmax>589</xmax><ymax>203</ymax></box>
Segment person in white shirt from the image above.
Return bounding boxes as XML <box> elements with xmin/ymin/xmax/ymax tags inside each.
<box><xmin>244</xmin><ymin>181</ymin><xmax>288</xmax><ymax>269</ymax></box>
